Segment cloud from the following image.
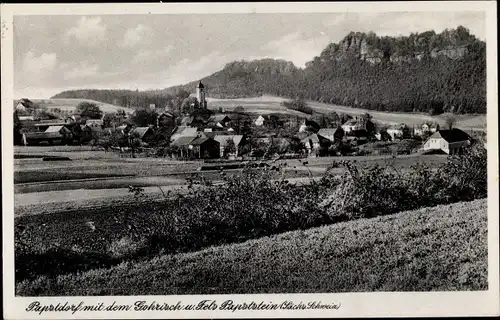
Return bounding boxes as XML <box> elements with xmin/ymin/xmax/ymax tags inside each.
<box><xmin>132</xmin><ymin>45</ymin><xmax>174</xmax><ymax>64</ymax></box>
<box><xmin>63</xmin><ymin>62</ymin><xmax>99</xmax><ymax>80</ymax></box>
<box><xmin>22</xmin><ymin>51</ymin><xmax>57</xmax><ymax>75</ymax></box>
<box><xmin>261</xmin><ymin>32</ymin><xmax>330</xmax><ymax>67</ymax></box>
<box><xmin>122</xmin><ymin>24</ymin><xmax>152</xmax><ymax>47</ymax></box>
<box><xmin>65</xmin><ymin>16</ymin><xmax>106</xmax><ymax>45</ymax></box>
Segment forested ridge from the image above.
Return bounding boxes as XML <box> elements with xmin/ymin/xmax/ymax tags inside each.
<box><xmin>52</xmin><ymin>26</ymin><xmax>486</xmax><ymax>114</ymax></box>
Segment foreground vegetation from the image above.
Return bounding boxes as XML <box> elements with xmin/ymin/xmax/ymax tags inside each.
<box><xmin>14</xmin><ymin>144</ymin><xmax>486</xmax><ymax>289</ymax></box>
<box><xmin>16</xmin><ymin>199</ymin><xmax>487</xmax><ymax>295</ymax></box>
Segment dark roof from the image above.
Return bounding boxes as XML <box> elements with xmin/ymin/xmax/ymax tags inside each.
<box><xmin>197</xmin><ymin>81</ymin><xmax>204</xmax><ymax>89</ymax></box>
<box><xmin>431</xmin><ymin>129</ymin><xmax>471</xmax><ymax>143</ymax></box>
<box><xmin>158</xmin><ymin>112</ymin><xmax>175</xmax><ymax>118</ymax></box>
<box><xmin>131</xmin><ymin>127</ymin><xmax>152</xmax><ymax>139</ymax></box>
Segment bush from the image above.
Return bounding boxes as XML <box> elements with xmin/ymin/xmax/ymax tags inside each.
<box><xmin>15</xmin><ymin>145</ymin><xmax>487</xmax><ymax>283</ymax></box>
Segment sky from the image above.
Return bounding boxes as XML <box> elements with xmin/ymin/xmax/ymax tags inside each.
<box><xmin>13</xmin><ymin>11</ymin><xmax>485</xmax><ymax>99</ymax></box>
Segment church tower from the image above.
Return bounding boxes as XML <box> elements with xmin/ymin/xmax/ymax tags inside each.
<box><xmin>196</xmin><ymin>81</ymin><xmax>206</xmax><ymax>109</ymax></box>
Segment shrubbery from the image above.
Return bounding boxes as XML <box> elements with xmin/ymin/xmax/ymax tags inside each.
<box><xmin>15</xmin><ymin>144</ymin><xmax>487</xmax><ymax>284</ymax></box>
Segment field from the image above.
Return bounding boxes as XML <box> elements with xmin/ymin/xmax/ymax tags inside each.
<box><xmin>14</xmin><ymin>146</ymin><xmax>448</xmax><ymax>214</ymax></box>
<box><xmin>16</xmin><ymin>199</ymin><xmax>487</xmax><ymax>296</ymax></box>
<box><xmin>207</xmin><ymin>95</ymin><xmax>486</xmax><ymax>130</ymax></box>
<box><xmin>30</xmin><ymin>98</ymin><xmax>135</xmax><ymax>114</ymax></box>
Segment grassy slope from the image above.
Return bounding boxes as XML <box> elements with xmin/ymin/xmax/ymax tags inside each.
<box><xmin>16</xmin><ymin>199</ymin><xmax>487</xmax><ymax>296</ymax></box>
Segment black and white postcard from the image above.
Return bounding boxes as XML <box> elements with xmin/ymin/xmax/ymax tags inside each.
<box><xmin>1</xmin><ymin>2</ymin><xmax>499</xmax><ymax>319</ymax></box>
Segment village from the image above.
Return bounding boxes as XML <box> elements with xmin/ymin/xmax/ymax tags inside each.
<box><xmin>14</xmin><ymin>81</ymin><xmax>482</xmax><ymax>162</ymax></box>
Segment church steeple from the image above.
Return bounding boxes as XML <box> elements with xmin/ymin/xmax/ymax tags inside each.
<box><xmin>196</xmin><ymin>80</ymin><xmax>206</xmax><ymax>109</ymax></box>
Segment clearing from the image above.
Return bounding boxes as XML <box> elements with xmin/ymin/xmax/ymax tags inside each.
<box><xmin>16</xmin><ymin>199</ymin><xmax>487</xmax><ymax>296</ymax></box>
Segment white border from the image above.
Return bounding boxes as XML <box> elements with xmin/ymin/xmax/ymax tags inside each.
<box><xmin>2</xmin><ymin>2</ymin><xmax>499</xmax><ymax>319</ymax></box>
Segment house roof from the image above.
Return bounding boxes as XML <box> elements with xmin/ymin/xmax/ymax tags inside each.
<box><xmin>208</xmin><ymin>114</ymin><xmax>231</xmax><ymax>123</ymax></box>
<box><xmin>213</xmin><ymin>135</ymin><xmax>244</xmax><ymax>147</ymax></box>
<box><xmin>318</xmin><ymin>128</ymin><xmax>342</xmax><ymax>137</ymax></box>
<box><xmin>172</xmin><ymin>126</ymin><xmax>198</xmax><ymax>136</ymax></box>
<box><xmin>131</xmin><ymin>127</ymin><xmax>152</xmax><ymax>139</ymax></box>
<box><xmin>302</xmin><ymin>134</ymin><xmax>321</xmax><ymax>144</ymax></box>
<box><xmin>180</xmin><ymin>116</ymin><xmax>194</xmax><ymax>125</ymax></box>
<box><xmin>18</xmin><ymin>116</ymin><xmax>35</xmax><ymax>121</ymax></box>
<box><xmin>342</xmin><ymin>119</ymin><xmax>358</xmax><ymax>126</ymax></box>
<box><xmin>45</xmin><ymin>125</ymin><xmax>65</xmax><ymax>133</ymax></box>
<box><xmin>86</xmin><ymin>119</ymin><xmax>103</xmax><ymax>124</ymax></box>
<box><xmin>430</xmin><ymin>129</ymin><xmax>471</xmax><ymax>143</ymax></box>
<box><xmin>170</xmin><ymin>136</ymin><xmax>196</xmax><ymax>147</ymax></box>
<box><xmin>190</xmin><ymin>137</ymin><xmax>219</xmax><ymax>146</ymax></box>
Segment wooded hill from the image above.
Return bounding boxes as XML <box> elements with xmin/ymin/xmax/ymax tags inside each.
<box><xmin>52</xmin><ymin>26</ymin><xmax>486</xmax><ymax>115</ymax></box>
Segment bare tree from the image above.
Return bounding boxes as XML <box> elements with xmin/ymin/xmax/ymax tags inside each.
<box><xmin>444</xmin><ymin>113</ymin><xmax>457</xmax><ymax>130</ymax></box>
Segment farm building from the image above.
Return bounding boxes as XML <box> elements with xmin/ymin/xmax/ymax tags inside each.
<box><xmin>423</xmin><ymin>128</ymin><xmax>472</xmax><ymax>155</ymax></box>
<box><xmin>24</xmin><ymin>125</ymin><xmax>73</xmax><ymax>145</ymax></box>
<box><xmin>213</xmin><ymin>135</ymin><xmax>245</xmax><ymax>157</ymax></box>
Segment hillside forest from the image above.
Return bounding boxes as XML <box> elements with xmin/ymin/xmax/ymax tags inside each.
<box><xmin>52</xmin><ymin>26</ymin><xmax>486</xmax><ymax>115</ymax></box>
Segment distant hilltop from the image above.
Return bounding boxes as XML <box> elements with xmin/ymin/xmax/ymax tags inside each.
<box><xmin>53</xmin><ymin>26</ymin><xmax>486</xmax><ymax>115</ymax></box>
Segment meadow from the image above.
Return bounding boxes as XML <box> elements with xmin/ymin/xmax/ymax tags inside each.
<box><xmin>207</xmin><ymin>95</ymin><xmax>486</xmax><ymax>130</ymax></box>
<box><xmin>16</xmin><ymin>199</ymin><xmax>487</xmax><ymax>295</ymax></box>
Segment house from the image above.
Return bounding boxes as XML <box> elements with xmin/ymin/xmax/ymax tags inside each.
<box><xmin>344</xmin><ymin>129</ymin><xmax>369</xmax><ymax>145</ymax></box>
<box><xmin>24</xmin><ymin>125</ymin><xmax>73</xmax><ymax>145</ymax></box>
<box><xmin>189</xmin><ymin>137</ymin><xmax>220</xmax><ymax>159</ymax></box>
<box><xmin>386</xmin><ymin>123</ymin><xmax>410</xmax><ymax>140</ymax></box>
<box><xmin>299</xmin><ymin>119</ymin><xmax>321</xmax><ymax>133</ymax></box>
<box><xmin>254</xmin><ymin>115</ymin><xmax>268</xmax><ymax>127</ymax></box>
<box><xmin>301</xmin><ymin>133</ymin><xmax>331</xmax><ymax>156</ymax></box>
<box><xmin>15</xmin><ymin>98</ymin><xmax>34</xmax><ymax>112</ymax></box>
<box><xmin>207</xmin><ymin>114</ymin><xmax>231</xmax><ymax>128</ymax></box>
<box><xmin>213</xmin><ymin>135</ymin><xmax>244</xmax><ymax>157</ymax></box>
<box><xmin>341</xmin><ymin>118</ymin><xmax>359</xmax><ymax>133</ymax></box>
<box><xmin>423</xmin><ymin>128</ymin><xmax>472</xmax><ymax>155</ymax></box>
<box><xmin>318</xmin><ymin>128</ymin><xmax>344</xmax><ymax>143</ymax></box>
<box><xmin>85</xmin><ymin>119</ymin><xmax>103</xmax><ymax>132</ymax></box>
<box><xmin>414</xmin><ymin>122</ymin><xmax>440</xmax><ymax>136</ymax></box>
<box><xmin>341</xmin><ymin>117</ymin><xmax>375</xmax><ymax>134</ymax></box>
<box><xmin>157</xmin><ymin>112</ymin><xmax>176</xmax><ymax>128</ymax></box>
<box><xmin>130</xmin><ymin>127</ymin><xmax>155</xmax><ymax>144</ymax></box>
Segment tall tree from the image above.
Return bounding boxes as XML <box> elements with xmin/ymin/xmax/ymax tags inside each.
<box><xmin>76</xmin><ymin>102</ymin><xmax>103</xmax><ymax>119</ymax></box>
